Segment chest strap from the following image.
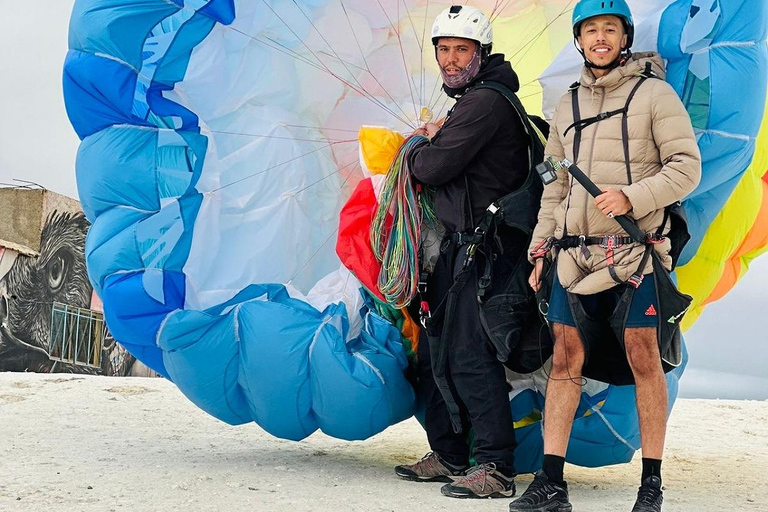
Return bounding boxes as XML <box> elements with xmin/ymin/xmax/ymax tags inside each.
<box><xmin>564</xmin><ymin>62</ymin><xmax>658</xmax><ymax>184</ymax></box>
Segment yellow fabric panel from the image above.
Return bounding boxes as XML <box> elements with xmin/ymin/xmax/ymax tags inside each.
<box><xmin>677</xmin><ymin>103</ymin><xmax>768</xmax><ymax>330</ymax></box>
<box><xmin>494</xmin><ymin>3</ymin><xmax>574</xmax><ymax>116</ymax></box>
<box><xmin>358</xmin><ymin>126</ymin><xmax>405</xmax><ymax>176</ymax></box>
<box><xmin>513</xmin><ymin>409</ymin><xmax>543</xmax><ymax>429</ymax></box>
<box><xmin>708</xmin><ymin>177</ymin><xmax>768</xmax><ymax>303</ymax></box>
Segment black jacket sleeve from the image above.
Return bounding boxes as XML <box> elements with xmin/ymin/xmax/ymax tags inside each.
<box><xmin>409</xmin><ymin>90</ymin><xmax>503</xmax><ymax>186</ymax></box>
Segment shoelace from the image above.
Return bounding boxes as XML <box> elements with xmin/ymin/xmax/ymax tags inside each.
<box><xmin>458</xmin><ymin>463</ymin><xmax>497</xmax><ymax>491</ymax></box>
<box><xmin>637</xmin><ymin>484</ymin><xmax>662</xmax><ymax>504</ymax></box>
<box><xmin>420</xmin><ymin>451</ymin><xmax>435</xmax><ymax>462</ymax></box>
<box><xmin>416</xmin><ymin>452</ymin><xmax>438</xmax><ymax>472</ymax></box>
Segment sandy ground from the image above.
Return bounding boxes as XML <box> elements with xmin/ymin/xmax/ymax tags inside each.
<box><xmin>0</xmin><ymin>373</ymin><xmax>766</xmax><ymax>512</ymax></box>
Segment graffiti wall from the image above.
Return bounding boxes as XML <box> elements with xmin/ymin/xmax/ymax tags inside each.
<box><xmin>0</xmin><ymin>188</ymin><xmax>155</xmax><ymax>376</ymax></box>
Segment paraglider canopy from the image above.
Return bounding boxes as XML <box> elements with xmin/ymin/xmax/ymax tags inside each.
<box><xmin>62</xmin><ymin>0</ymin><xmax>768</xmax><ymax>475</ymax></box>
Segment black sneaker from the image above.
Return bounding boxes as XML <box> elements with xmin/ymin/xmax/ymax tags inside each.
<box><xmin>394</xmin><ymin>452</ymin><xmax>467</xmax><ymax>483</ymax></box>
<box><xmin>631</xmin><ymin>476</ymin><xmax>663</xmax><ymax>511</ymax></box>
<box><xmin>440</xmin><ymin>462</ymin><xmax>516</xmax><ymax>499</ymax></box>
<box><xmin>509</xmin><ymin>471</ymin><xmax>572</xmax><ymax>512</ymax></box>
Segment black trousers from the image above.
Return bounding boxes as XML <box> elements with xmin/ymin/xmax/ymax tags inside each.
<box><xmin>417</xmin><ymin>241</ymin><xmax>517</xmax><ymax>473</ymax></box>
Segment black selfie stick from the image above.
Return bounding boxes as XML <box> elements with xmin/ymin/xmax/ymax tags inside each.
<box><xmin>536</xmin><ymin>158</ymin><xmax>647</xmax><ymax>243</ymax></box>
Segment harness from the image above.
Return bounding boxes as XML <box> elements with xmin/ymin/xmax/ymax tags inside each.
<box><xmin>455</xmin><ymin>80</ymin><xmax>548</xmax><ymax>300</ymax></box>
<box><xmin>561</xmin><ymin>61</ymin><xmax>668</xmax><ymax>275</ymax></box>
<box><xmin>559</xmin><ymin>62</ymin><xmax>659</xmax><ymax>283</ymax></box>
<box><xmin>533</xmin><ymin>63</ymin><xmax>692</xmax><ymax>383</ymax></box>
<box><xmin>420</xmin><ymin>81</ymin><xmax>551</xmax><ymax>432</ymax></box>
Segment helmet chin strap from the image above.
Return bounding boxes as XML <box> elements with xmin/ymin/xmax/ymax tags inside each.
<box><xmin>481</xmin><ymin>44</ymin><xmax>492</xmax><ymax>66</ymax></box>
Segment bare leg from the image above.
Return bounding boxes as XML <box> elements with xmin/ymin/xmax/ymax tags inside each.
<box><xmin>625</xmin><ymin>327</ymin><xmax>667</xmax><ymax>460</ymax></box>
<box><xmin>543</xmin><ymin>323</ymin><xmax>585</xmax><ymax>457</ymax></box>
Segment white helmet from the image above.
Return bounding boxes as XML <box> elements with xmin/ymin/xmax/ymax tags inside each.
<box><xmin>431</xmin><ymin>5</ymin><xmax>493</xmax><ymax>48</ymax></box>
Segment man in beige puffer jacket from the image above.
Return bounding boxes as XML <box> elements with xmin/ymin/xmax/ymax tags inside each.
<box><xmin>532</xmin><ymin>53</ymin><xmax>700</xmax><ymax>294</ymax></box>
<box><xmin>511</xmin><ymin>1</ymin><xmax>701</xmax><ymax>512</ymax></box>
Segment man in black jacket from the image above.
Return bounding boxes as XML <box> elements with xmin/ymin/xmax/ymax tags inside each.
<box><xmin>393</xmin><ymin>5</ymin><xmax>534</xmax><ymax>500</ymax></box>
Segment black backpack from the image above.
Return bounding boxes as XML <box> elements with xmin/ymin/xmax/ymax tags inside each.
<box><xmin>469</xmin><ymin>81</ymin><xmax>554</xmax><ymax>373</ymax></box>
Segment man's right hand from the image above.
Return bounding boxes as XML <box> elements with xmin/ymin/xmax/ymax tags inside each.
<box><xmin>529</xmin><ymin>259</ymin><xmax>545</xmax><ymax>292</ymax></box>
<box><xmin>411</xmin><ymin>123</ymin><xmax>440</xmax><ymax>139</ymax></box>
<box><xmin>424</xmin><ymin>122</ymin><xmax>440</xmax><ymax>139</ymax></box>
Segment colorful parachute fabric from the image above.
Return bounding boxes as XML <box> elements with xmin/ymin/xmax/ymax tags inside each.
<box><xmin>64</xmin><ymin>0</ymin><xmax>767</xmax><ymax>473</ymax></box>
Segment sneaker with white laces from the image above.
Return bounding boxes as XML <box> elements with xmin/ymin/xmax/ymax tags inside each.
<box><xmin>509</xmin><ymin>470</ymin><xmax>572</xmax><ymax>511</ymax></box>
<box><xmin>631</xmin><ymin>476</ymin><xmax>663</xmax><ymax>512</ymax></box>
<box><xmin>440</xmin><ymin>462</ymin><xmax>516</xmax><ymax>499</ymax></box>
<box><xmin>394</xmin><ymin>452</ymin><xmax>467</xmax><ymax>483</ymax></box>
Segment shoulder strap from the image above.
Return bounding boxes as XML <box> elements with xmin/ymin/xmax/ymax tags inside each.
<box><xmin>458</xmin><ymin>81</ymin><xmax>534</xmax><ymax>232</ymax></box>
<box><xmin>472</xmin><ymin>81</ymin><xmax>544</xmax><ymax>163</ymax></box>
<box><xmin>621</xmin><ymin>75</ymin><xmax>651</xmax><ymax>184</ymax></box>
<box><xmin>622</xmin><ymin>62</ymin><xmax>660</xmax><ymax>183</ymax></box>
<box><xmin>570</xmin><ymin>85</ymin><xmax>582</xmax><ymax>162</ymax></box>
<box><xmin>470</xmin><ymin>81</ymin><xmax>545</xmax><ymax>225</ymax></box>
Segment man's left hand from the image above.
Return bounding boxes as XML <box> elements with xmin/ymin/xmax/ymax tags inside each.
<box><xmin>411</xmin><ymin>122</ymin><xmax>440</xmax><ymax>140</ymax></box>
<box><xmin>594</xmin><ymin>189</ymin><xmax>632</xmax><ymax>218</ymax></box>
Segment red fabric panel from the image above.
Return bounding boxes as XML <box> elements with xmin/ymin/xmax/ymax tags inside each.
<box><xmin>336</xmin><ymin>178</ymin><xmax>390</xmax><ymax>301</ymax></box>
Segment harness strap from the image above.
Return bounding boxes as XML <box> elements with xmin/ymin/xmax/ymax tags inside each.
<box><xmin>450</xmin><ymin>231</ymin><xmax>484</xmax><ymax>246</ymax></box>
<box><xmin>567</xmin><ymin>63</ymin><xmax>657</xmax><ymax>184</ymax></box>
<box><xmin>555</xmin><ymin>235</ymin><xmax>636</xmax><ymax>248</ymax></box>
<box><xmin>656</xmin><ymin>201</ymin><xmax>672</xmax><ymax>238</ymax></box>
<box><xmin>559</xmin><ymin>65</ymin><xmax>659</xmax><ymax>269</ymax></box>
<box><xmin>621</xmin><ymin>71</ymin><xmax>652</xmax><ymax>184</ymax></box>
<box><xmin>604</xmin><ymin>236</ymin><xmax>623</xmax><ymax>283</ymax></box>
<box><xmin>425</xmin><ymin>262</ymin><xmax>474</xmax><ymax>434</ymax></box>
<box><xmin>570</xmin><ymin>81</ymin><xmax>583</xmax><ymax>163</ymax></box>
<box><xmin>564</xmin><ymin>107</ymin><xmax>627</xmax><ymax>138</ymax></box>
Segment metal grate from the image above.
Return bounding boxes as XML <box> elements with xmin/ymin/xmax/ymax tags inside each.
<box><xmin>49</xmin><ymin>302</ymin><xmax>106</xmax><ymax>369</ymax></box>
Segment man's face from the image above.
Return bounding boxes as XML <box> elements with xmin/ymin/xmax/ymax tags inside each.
<box><xmin>436</xmin><ymin>38</ymin><xmax>479</xmax><ymax>76</ymax></box>
<box><xmin>577</xmin><ymin>15</ymin><xmax>628</xmax><ymax>67</ymax></box>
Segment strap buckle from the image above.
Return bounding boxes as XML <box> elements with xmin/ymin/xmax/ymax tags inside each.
<box><xmin>417</xmin><ymin>272</ymin><xmax>429</xmax><ymax>294</ymax></box>
<box><xmin>485</xmin><ymin>203</ymin><xmax>500</xmax><ymax>216</ymax></box>
<box><xmin>463</xmin><ymin>243</ymin><xmax>478</xmax><ymax>269</ymax></box>
<box><xmin>599</xmin><ymin>235</ymin><xmax>620</xmax><ymax>267</ymax></box>
<box><xmin>530</xmin><ymin>237</ymin><xmax>554</xmax><ymax>259</ymax></box>
<box><xmin>452</xmin><ymin>231</ymin><xmax>482</xmax><ymax>246</ymax></box>
<box><xmin>578</xmin><ymin>234</ymin><xmax>590</xmax><ymax>259</ymax></box>
<box><xmin>627</xmin><ymin>273</ymin><xmax>644</xmax><ymax>289</ymax></box>
<box><xmin>598</xmin><ymin>235</ymin><xmax>624</xmax><ymax>249</ymax></box>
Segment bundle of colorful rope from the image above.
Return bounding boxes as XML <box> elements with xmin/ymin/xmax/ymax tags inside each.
<box><xmin>371</xmin><ymin>135</ymin><xmax>437</xmax><ymax>309</ymax></box>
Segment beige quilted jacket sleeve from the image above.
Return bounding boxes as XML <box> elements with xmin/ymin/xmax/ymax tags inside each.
<box><xmin>620</xmin><ymin>79</ymin><xmax>702</xmax><ymax>218</ymax></box>
<box><xmin>528</xmin><ymin>103</ymin><xmax>569</xmax><ymax>260</ymax></box>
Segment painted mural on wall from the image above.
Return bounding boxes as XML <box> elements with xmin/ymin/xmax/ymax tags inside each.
<box><xmin>0</xmin><ymin>201</ymin><xmax>154</xmax><ymax>376</ymax></box>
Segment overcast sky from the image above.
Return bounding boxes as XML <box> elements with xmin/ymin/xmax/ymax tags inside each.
<box><xmin>1</xmin><ymin>1</ymin><xmax>766</xmax><ymax>399</ymax></box>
